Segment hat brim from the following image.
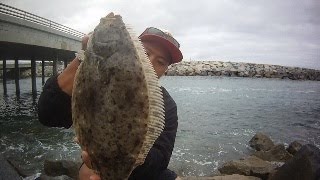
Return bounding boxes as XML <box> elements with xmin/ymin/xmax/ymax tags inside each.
<box><xmin>139</xmin><ymin>34</ymin><xmax>183</xmax><ymax>64</ymax></box>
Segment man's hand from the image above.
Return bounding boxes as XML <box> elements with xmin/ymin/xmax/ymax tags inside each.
<box><xmin>79</xmin><ymin>151</ymin><xmax>101</xmax><ymax>180</ymax></box>
<box><xmin>57</xmin><ymin>33</ymin><xmax>90</xmax><ymax>96</ymax></box>
<box><xmin>74</xmin><ymin>136</ymin><xmax>101</xmax><ymax>180</ymax></box>
<box><xmin>82</xmin><ymin>35</ymin><xmax>90</xmax><ymax>50</ymax></box>
<box><xmin>81</xmin><ymin>151</ymin><xmax>93</xmax><ymax>169</ymax></box>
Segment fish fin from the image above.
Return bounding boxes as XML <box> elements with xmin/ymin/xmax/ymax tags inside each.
<box><xmin>126</xmin><ymin>25</ymin><xmax>165</xmax><ymax>166</ymax></box>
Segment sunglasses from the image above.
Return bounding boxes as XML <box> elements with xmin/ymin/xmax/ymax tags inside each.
<box><xmin>139</xmin><ymin>27</ymin><xmax>180</xmax><ymax>49</ymax></box>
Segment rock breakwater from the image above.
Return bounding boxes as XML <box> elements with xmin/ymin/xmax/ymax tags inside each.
<box><xmin>166</xmin><ymin>61</ymin><xmax>320</xmax><ymax>81</ymax></box>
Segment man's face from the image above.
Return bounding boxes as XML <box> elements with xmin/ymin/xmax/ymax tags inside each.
<box><xmin>142</xmin><ymin>41</ymin><xmax>171</xmax><ymax>78</ymax></box>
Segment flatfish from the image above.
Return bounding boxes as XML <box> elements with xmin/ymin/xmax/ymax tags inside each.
<box><xmin>72</xmin><ymin>12</ymin><xmax>165</xmax><ymax>180</ymax></box>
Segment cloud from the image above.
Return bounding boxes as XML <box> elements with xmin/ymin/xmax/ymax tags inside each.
<box><xmin>2</xmin><ymin>0</ymin><xmax>320</xmax><ymax>69</ymax></box>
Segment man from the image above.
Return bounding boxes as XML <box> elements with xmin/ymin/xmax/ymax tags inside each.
<box><xmin>38</xmin><ymin>27</ymin><xmax>183</xmax><ymax>180</ymax></box>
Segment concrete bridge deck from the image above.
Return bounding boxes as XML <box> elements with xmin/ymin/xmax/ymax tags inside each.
<box><xmin>0</xmin><ymin>3</ymin><xmax>83</xmax><ymax>60</ymax></box>
<box><xmin>0</xmin><ymin>3</ymin><xmax>86</xmax><ymax>95</ymax></box>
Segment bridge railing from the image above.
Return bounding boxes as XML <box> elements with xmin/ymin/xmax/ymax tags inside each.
<box><xmin>0</xmin><ymin>3</ymin><xmax>85</xmax><ymax>38</ymax></box>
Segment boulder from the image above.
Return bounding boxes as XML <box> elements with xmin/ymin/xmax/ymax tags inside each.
<box><xmin>6</xmin><ymin>158</ymin><xmax>33</xmax><ymax>177</ymax></box>
<box><xmin>218</xmin><ymin>156</ymin><xmax>275</xmax><ymax>180</ymax></box>
<box><xmin>180</xmin><ymin>177</ymin><xmax>216</xmax><ymax>180</ymax></box>
<box><xmin>212</xmin><ymin>174</ymin><xmax>261</xmax><ymax>180</ymax></box>
<box><xmin>166</xmin><ymin>69</ymin><xmax>176</xmax><ymax>76</ymax></box>
<box><xmin>194</xmin><ymin>64</ymin><xmax>204</xmax><ymax>75</ymax></box>
<box><xmin>237</xmin><ymin>65</ymin><xmax>246</xmax><ymax>72</ymax></box>
<box><xmin>44</xmin><ymin>160</ymin><xmax>82</xmax><ymax>179</ymax></box>
<box><xmin>200</xmin><ymin>70</ymin><xmax>208</xmax><ymax>76</ymax></box>
<box><xmin>253</xmin><ymin>144</ymin><xmax>293</xmax><ymax>162</ymax></box>
<box><xmin>264</xmin><ymin>72</ymin><xmax>272</xmax><ymax>78</ymax></box>
<box><xmin>39</xmin><ymin>174</ymin><xmax>73</xmax><ymax>180</ymax></box>
<box><xmin>0</xmin><ymin>155</ymin><xmax>21</xmax><ymax>180</ymax></box>
<box><xmin>23</xmin><ymin>173</ymin><xmax>41</xmax><ymax>180</ymax></box>
<box><xmin>268</xmin><ymin>144</ymin><xmax>320</xmax><ymax>180</ymax></box>
<box><xmin>286</xmin><ymin>141</ymin><xmax>303</xmax><ymax>155</ymax></box>
<box><xmin>181</xmin><ymin>174</ymin><xmax>261</xmax><ymax>180</ymax></box>
<box><xmin>249</xmin><ymin>133</ymin><xmax>275</xmax><ymax>151</ymax></box>
<box><xmin>239</xmin><ymin>71</ymin><xmax>249</xmax><ymax>77</ymax></box>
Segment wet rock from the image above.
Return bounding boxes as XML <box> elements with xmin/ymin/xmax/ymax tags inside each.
<box><xmin>219</xmin><ymin>174</ymin><xmax>261</xmax><ymax>180</ymax></box>
<box><xmin>249</xmin><ymin>133</ymin><xmax>275</xmax><ymax>151</ymax></box>
<box><xmin>180</xmin><ymin>177</ymin><xmax>216</xmax><ymax>180</ymax></box>
<box><xmin>269</xmin><ymin>161</ymin><xmax>285</xmax><ymax>169</ymax></box>
<box><xmin>6</xmin><ymin>158</ymin><xmax>33</xmax><ymax>178</ymax></box>
<box><xmin>23</xmin><ymin>173</ymin><xmax>41</xmax><ymax>180</ymax></box>
<box><xmin>286</xmin><ymin>141</ymin><xmax>303</xmax><ymax>155</ymax></box>
<box><xmin>181</xmin><ymin>174</ymin><xmax>261</xmax><ymax>180</ymax></box>
<box><xmin>268</xmin><ymin>144</ymin><xmax>320</xmax><ymax>180</ymax></box>
<box><xmin>212</xmin><ymin>174</ymin><xmax>261</xmax><ymax>180</ymax></box>
<box><xmin>44</xmin><ymin>160</ymin><xmax>82</xmax><ymax>179</ymax></box>
<box><xmin>39</xmin><ymin>174</ymin><xmax>73</xmax><ymax>180</ymax></box>
<box><xmin>218</xmin><ymin>156</ymin><xmax>275</xmax><ymax>180</ymax></box>
<box><xmin>0</xmin><ymin>155</ymin><xmax>21</xmax><ymax>180</ymax></box>
<box><xmin>253</xmin><ymin>144</ymin><xmax>293</xmax><ymax>162</ymax></box>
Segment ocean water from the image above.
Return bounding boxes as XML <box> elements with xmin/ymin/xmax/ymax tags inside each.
<box><xmin>0</xmin><ymin>76</ymin><xmax>319</xmax><ymax>177</ymax></box>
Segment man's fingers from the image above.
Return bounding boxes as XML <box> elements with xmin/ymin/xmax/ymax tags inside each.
<box><xmin>80</xmin><ymin>150</ymin><xmax>101</xmax><ymax>180</ymax></box>
<box><xmin>90</xmin><ymin>175</ymin><xmax>101</xmax><ymax>180</ymax></box>
<box><xmin>73</xmin><ymin>136</ymin><xmax>79</xmax><ymax>144</ymax></box>
<box><xmin>81</xmin><ymin>151</ymin><xmax>92</xmax><ymax>169</ymax></box>
<box><xmin>81</xmin><ymin>35</ymin><xmax>90</xmax><ymax>50</ymax></box>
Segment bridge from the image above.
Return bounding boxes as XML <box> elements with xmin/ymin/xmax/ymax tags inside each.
<box><xmin>0</xmin><ymin>3</ymin><xmax>85</xmax><ymax>96</ymax></box>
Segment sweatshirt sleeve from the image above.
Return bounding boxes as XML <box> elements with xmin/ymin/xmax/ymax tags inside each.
<box><xmin>129</xmin><ymin>87</ymin><xmax>178</xmax><ymax>179</ymax></box>
<box><xmin>37</xmin><ymin>75</ymin><xmax>73</xmax><ymax>128</ymax></box>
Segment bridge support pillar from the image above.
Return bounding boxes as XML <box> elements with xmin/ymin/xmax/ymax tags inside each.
<box><xmin>53</xmin><ymin>56</ymin><xmax>58</xmax><ymax>76</ymax></box>
<box><xmin>31</xmin><ymin>58</ymin><xmax>37</xmax><ymax>96</ymax></box>
<box><xmin>64</xmin><ymin>59</ymin><xmax>68</xmax><ymax>69</ymax></box>
<box><xmin>2</xmin><ymin>59</ymin><xmax>7</xmax><ymax>95</ymax></box>
<box><xmin>42</xmin><ymin>60</ymin><xmax>45</xmax><ymax>85</ymax></box>
<box><xmin>14</xmin><ymin>58</ymin><xmax>20</xmax><ymax>95</ymax></box>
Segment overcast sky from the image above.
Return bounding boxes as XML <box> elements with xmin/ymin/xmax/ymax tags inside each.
<box><xmin>3</xmin><ymin>0</ymin><xmax>320</xmax><ymax>69</ymax></box>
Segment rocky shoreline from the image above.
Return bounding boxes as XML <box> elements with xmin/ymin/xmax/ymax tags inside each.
<box><xmin>2</xmin><ymin>133</ymin><xmax>319</xmax><ymax>180</ymax></box>
<box><xmin>166</xmin><ymin>61</ymin><xmax>320</xmax><ymax>81</ymax></box>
